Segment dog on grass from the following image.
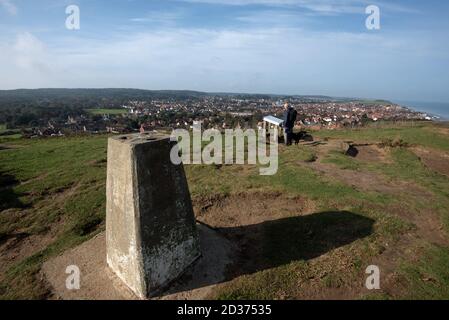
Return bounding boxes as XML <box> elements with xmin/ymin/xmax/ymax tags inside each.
<box><xmin>292</xmin><ymin>131</ymin><xmax>313</xmax><ymax>145</ymax></box>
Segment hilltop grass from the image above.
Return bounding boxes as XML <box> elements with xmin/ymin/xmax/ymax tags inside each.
<box><xmin>401</xmin><ymin>244</ymin><xmax>449</xmax><ymax>299</ymax></box>
<box><xmin>322</xmin><ymin>150</ymin><xmax>362</xmax><ymax>171</ymax></box>
<box><xmin>0</xmin><ymin>136</ymin><xmax>108</xmax><ymax>299</ymax></box>
<box><xmin>322</xmin><ymin>144</ymin><xmax>449</xmax><ymax>232</ymax></box>
<box><xmin>312</xmin><ymin>125</ymin><xmax>449</xmax><ymax>301</ymax></box>
<box><xmin>0</xmin><ymin>134</ymin><xmax>22</xmax><ymax>143</ymax></box>
<box><xmin>86</xmin><ymin>108</ymin><xmax>127</xmax><ymax>115</ymax></box>
<box><xmin>293</xmin><ymin>146</ymin><xmax>317</xmax><ymax>163</ymax></box>
<box><xmin>0</xmin><ymin>124</ymin><xmax>22</xmax><ymax>142</ymax></box>
<box><xmin>212</xmin><ymin>143</ymin><xmax>413</xmax><ymax>299</ymax></box>
<box><xmin>313</xmin><ymin>123</ymin><xmax>449</xmax><ymax>151</ymax></box>
<box><xmin>0</xmin><ymin>122</ymin><xmax>449</xmax><ymax>300</ymax></box>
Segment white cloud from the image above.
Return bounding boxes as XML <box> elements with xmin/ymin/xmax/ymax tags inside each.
<box><xmin>0</xmin><ymin>0</ymin><xmax>17</xmax><ymax>15</ymax></box>
<box><xmin>0</xmin><ymin>25</ymin><xmax>447</xmax><ymax>100</ymax></box>
<box><xmin>0</xmin><ymin>32</ymin><xmax>56</xmax><ymax>88</ymax></box>
<box><xmin>130</xmin><ymin>10</ymin><xmax>184</xmax><ymax>24</ymax></box>
<box><xmin>176</xmin><ymin>0</ymin><xmax>417</xmax><ymax>15</ymax></box>
<box><xmin>13</xmin><ymin>32</ymin><xmax>50</xmax><ymax>71</ymax></box>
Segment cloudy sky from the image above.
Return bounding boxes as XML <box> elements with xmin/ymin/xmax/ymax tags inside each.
<box><xmin>1</xmin><ymin>0</ymin><xmax>448</xmax><ymax>102</ymax></box>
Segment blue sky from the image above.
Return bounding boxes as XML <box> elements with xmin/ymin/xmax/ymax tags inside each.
<box><xmin>1</xmin><ymin>0</ymin><xmax>449</xmax><ymax>102</ymax></box>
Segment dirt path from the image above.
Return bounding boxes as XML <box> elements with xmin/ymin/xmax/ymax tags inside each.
<box><xmin>0</xmin><ymin>184</ymin><xmax>76</xmax><ymax>278</ymax></box>
<box><xmin>294</xmin><ymin>138</ymin><xmax>449</xmax><ymax>298</ymax></box>
<box><xmin>412</xmin><ymin>146</ymin><xmax>449</xmax><ymax>177</ymax></box>
<box><xmin>193</xmin><ymin>191</ymin><xmax>316</xmax><ymax>228</ymax></box>
<box><xmin>302</xmin><ymin>139</ymin><xmax>448</xmax><ymax>246</ymax></box>
<box><xmin>308</xmin><ymin>160</ymin><xmax>431</xmax><ymax>198</ymax></box>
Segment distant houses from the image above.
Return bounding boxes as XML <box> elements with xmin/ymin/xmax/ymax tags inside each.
<box><xmin>14</xmin><ymin>96</ymin><xmax>432</xmax><ymax>140</ymax></box>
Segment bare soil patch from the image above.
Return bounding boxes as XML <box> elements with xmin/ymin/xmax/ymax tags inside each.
<box><xmin>0</xmin><ymin>185</ymin><xmax>74</xmax><ymax>276</ymax></box>
<box><xmin>437</xmin><ymin>127</ymin><xmax>449</xmax><ymax>136</ymax></box>
<box><xmin>354</xmin><ymin>144</ymin><xmax>390</xmax><ymax>163</ymax></box>
<box><xmin>0</xmin><ymin>230</ymin><xmax>57</xmax><ymax>275</ymax></box>
<box><xmin>303</xmin><ymin>139</ymin><xmax>446</xmax><ymax>245</ymax></box>
<box><xmin>412</xmin><ymin>147</ymin><xmax>449</xmax><ymax>177</ymax></box>
<box><xmin>41</xmin><ymin>233</ymin><xmax>137</xmax><ymax>300</ymax></box>
<box><xmin>383</xmin><ymin>203</ymin><xmax>448</xmax><ymax>246</ymax></box>
<box><xmin>193</xmin><ymin>192</ymin><xmax>316</xmax><ymax>277</ymax></box>
<box><xmin>41</xmin><ymin>224</ymin><xmax>235</xmax><ymax>300</ymax></box>
<box><xmin>0</xmin><ymin>144</ymin><xmax>20</xmax><ymax>151</ymax></box>
<box><xmin>193</xmin><ymin>192</ymin><xmax>376</xmax><ymax>299</ymax></box>
<box><xmin>42</xmin><ymin>192</ymin><xmax>329</xmax><ymax>300</ymax></box>
<box><xmin>39</xmin><ymin>189</ymin><xmax>446</xmax><ymax>300</ymax></box>
<box><xmin>308</xmin><ymin>161</ymin><xmax>431</xmax><ymax>199</ymax></box>
<box><xmin>193</xmin><ymin>191</ymin><xmax>315</xmax><ymax>228</ymax></box>
<box><xmin>18</xmin><ymin>173</ymin><xmax>49</xmax><ymax>188</ymax></box>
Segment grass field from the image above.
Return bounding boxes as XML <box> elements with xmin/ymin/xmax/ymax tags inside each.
<box><xmin>1</xmin><ymin>122</ymin><xmax>449</xmax><ymax>299</ymax></box>
<box><xmin>0</xmin><ymin>125</ymin><xmax>22</xmax><ymax>143</ymax></box>
<box><xmin>86</xmin><ymin>108</ymin><xmax>128</xmax><ymax>115</ymax></box>
<box><xmin>0</xmin><ymin>134</ymin><xmax>22</xmax><ymax>143</ymax></box>
<box><xmin>314</xmin><ymin>122</ymin><xmax>449</xmax><ymax>151</ymax></box>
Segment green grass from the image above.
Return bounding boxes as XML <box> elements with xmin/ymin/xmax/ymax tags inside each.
<box><xmin>314</xmin><ymin>123</ymin><xmax>449</xmax><ymax>152</ymax></box>
<box><xmin>1</xmin><ymin>123</ymin><xmax>449</xmax><ymax>300</ymax></box>
<box><xmin>0</xmin><ymin>135</ymin><xmax>108</xmax><ymax>299</ymax></box>
<box><xmin>322</xmin><ymin>144</ymin><xmax>449</xmax><ymax>232</ymax></box>
<box><xmin>401</xmin><ymin>244</ymin><xmax>449</xmax><ymax>300</ymax></box>
<box><xmin>210</xmin><ymin>142</ymin><xmax>414</xmax><ymax>300</ymax></box>
<box><xmin>86</xmin><ymin>108</ymin><xmax>127</xmax><ymax>115</ymax></box>
<box><xmin>0</xmin><ymin>134</ymin><xmax>22</xmax><ymax>143</ymax></box>
<box><xmin>255</xmin><ymin>145</ymin><xmax>392</xmax><ymax>205</ymax></box>
<box><xmin>0</xmin><ymin>124</ymin><xmax>22</xmax><ymax>142</ymax></box>
<box><xmin>294</xmin><ymin>146</ymin><xmax>317</xmax><ymax>163</ymax></box>
<box><xmin>303</xmin><ymin>125</ymin><xmax>449</xmax><ymax>300</ymax></box>
<box><xmin>215</xmin><ymin>208</ymin><xmax>404</xmax><ymax>300</ymax></box>
<box><xmin>322</xmin><ymin>150</ymin><xmax>362</xmax><ymax>171</ymax></box>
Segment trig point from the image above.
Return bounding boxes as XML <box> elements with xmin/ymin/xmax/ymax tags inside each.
<box><xmin>106</xmin><ymin>132</ymin><xmax>201</xmax><ymax>299</ymax></box>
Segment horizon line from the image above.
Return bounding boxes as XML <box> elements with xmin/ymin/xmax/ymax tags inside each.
<box><xmin>1</xmin><ymin>87</ymin><xmax>449</xmax><ymax>105</ymax></box>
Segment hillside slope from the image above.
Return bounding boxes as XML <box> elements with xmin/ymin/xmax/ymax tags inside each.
<box><xmin>1</xmin><ymin>122</ymin><xmax>449</xmax><ymax>299</ymax></box>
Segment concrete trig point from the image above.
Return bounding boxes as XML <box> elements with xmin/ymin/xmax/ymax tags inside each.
<box><xmin>106</xmin><ymin>132</ymin><xmax>201</xmax><ymax>299</ymax></box>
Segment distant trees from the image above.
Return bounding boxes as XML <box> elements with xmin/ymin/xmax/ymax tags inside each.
<box><xmin>0</xmin><ymin>105</ymin><xmax>89</xmax><ymax>128</ymax></box>
<box><xmin>0</xmin><ymin>89</ymin><xmax>215</xmax><ymax>129</ymax></box>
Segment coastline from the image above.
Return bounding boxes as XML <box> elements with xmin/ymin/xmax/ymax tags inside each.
<box><xmin>394</xmin><ymin>100</ymin><xmax>449</xmax><ymax>121</ymax></box>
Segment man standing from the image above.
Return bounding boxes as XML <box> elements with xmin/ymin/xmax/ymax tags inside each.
<box><xmin>283</xmin><ymin>102</ymin><xmax>297</xmax><ymax>146</ymax></box>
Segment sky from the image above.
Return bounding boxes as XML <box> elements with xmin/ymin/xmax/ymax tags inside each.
<box><xmin>0</xmin><ymin>0</ymin><xmax>448</xmax><ymax>102</ymax></box>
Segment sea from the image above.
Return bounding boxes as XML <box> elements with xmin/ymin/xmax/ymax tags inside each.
<box><xmin>394</xmin><ymin>100</ymin><xmax>449</xmax><ymax>121</ymax></box>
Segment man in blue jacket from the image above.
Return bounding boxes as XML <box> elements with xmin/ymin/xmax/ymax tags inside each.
<box><xmin>283</xmin><ymin>102</ymin><xmax>297</xmax><ymax>146</ymax></box>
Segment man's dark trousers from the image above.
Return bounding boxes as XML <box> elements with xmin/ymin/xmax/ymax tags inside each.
<box><xmin>284</xmin><ymin>127</ymin><xmax>293</xmax><ymax>146</ymax></box>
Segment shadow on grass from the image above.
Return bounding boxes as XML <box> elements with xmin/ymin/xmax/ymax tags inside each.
<box><xmin>0</xmin><ymin>171</ymin><xmax>24</xmax><ymax>211</ymax></box>
<box><xmin>166</xmin><ymin>211</ymin><xmax>374</xmax><ymax>295</ymax></box>
<box><xmin>226</xmin><ymin>210</ymin><xmax>374</xmax><ymax>275</ymax></box>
